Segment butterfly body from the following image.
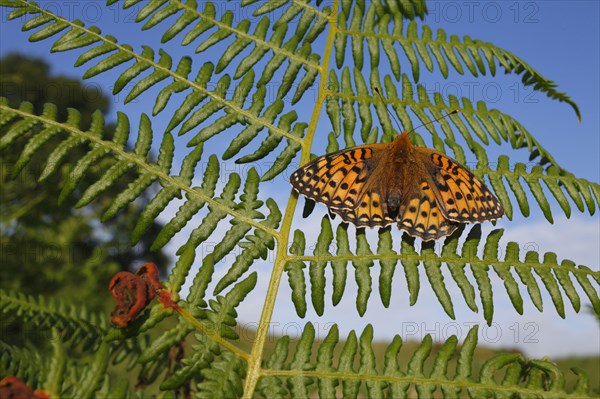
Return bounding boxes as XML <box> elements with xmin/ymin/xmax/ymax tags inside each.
<box><xmin>290</xmin><ymin>132</ymin><xmax>504</xmax><ymax>241</ymax></box>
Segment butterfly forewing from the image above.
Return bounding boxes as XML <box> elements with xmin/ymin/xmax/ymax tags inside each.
<box><xmin>425</xmin><ymin>151</ymin><xmax>504</xmax><ymax>222</ymax></box>
<box><xmin>290</xmin><ymin>144</ymin><xmax>385</xmax><ymax>211</ymax></box>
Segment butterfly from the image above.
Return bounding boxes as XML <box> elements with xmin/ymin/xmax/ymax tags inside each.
<box><xmin>290</xmin><ymin>131</ymin><xmax>504</xmax><ymax>241</ymax></box>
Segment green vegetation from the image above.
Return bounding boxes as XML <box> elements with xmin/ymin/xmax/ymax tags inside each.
<box><xmin>0</xmin><ymin>54</ymin><xmax>169</xmax><ymax>346</ymax></box>
<box><xmin>1</xmin><ymin>1</ymin><xmax>598</xmax><ymax>398</ymax></box>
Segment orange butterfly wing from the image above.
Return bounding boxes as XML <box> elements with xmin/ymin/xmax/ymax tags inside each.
<box><xmin>290</xmin><ymin>144</ymin><xmax>387</xmax><ymax>213</ymax></box>
<box><xmin>421</xmin><ymin>150</ymin><xmax>504</xmax><ymax>223</ymax></box>
<box><xmin>333</xmin><ymin>188</ymin><xmax>394</xmax><ymax>228</ymax></box>
<box><xmin>397</xmin><ymin>181</ymin><xmax>460</xmax><ymax>240</ymax></box>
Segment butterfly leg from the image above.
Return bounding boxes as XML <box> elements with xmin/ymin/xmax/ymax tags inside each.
<box><xmin>302</xmin><ymin>198</ymin><xmax>316</xmax><ymax>218</ymax></box>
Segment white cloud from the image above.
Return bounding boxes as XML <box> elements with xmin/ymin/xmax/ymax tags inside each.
<box><xmin>499</xmin><ymin>214</ymin><xmax>600</xmax><ymax>269</ymax></box>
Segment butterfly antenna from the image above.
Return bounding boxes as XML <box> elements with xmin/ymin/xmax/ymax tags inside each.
<box><xmin>372</xmin><ymin>86</ymin><xmax>459</xmax><ymax>134</ymax></box>
<box><xmin>373</xmin><ymin>86</ymin><xmax>404</xmax><ymax>132</ymax></box>
<box><xmin>408</xmin><ymin>109</ymin><xmax>460</xmax><ymax>134</ymax></box>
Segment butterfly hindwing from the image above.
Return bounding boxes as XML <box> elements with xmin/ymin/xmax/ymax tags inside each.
<box><xmin>398</xmin><ymin>181</ymin><xmax>460</xmax><ymax>240</ymax></box>
<box><xmin>426</xmin><ymin>151</ymin><xmax>504</xmax><ymax>223</ymax></box>
<box><xmin>333</xmin><ymin>189</ymin><xmax>394</xmax><ymax>228</ymax></box>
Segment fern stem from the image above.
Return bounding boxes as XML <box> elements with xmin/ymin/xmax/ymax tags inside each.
<box><xmin>260</xmin><ymin>368</ymin><xmax>573</xmax><ymax>398</ymax></box>
<box><xmin>287</xmin><ymin>253</ymin><xmax>598</xmax><ymax>278</ymax></box>
<box><xmin>241</xmin><ymin>2</ymin><xmax>339</xmax><ymax>397</ymax></box>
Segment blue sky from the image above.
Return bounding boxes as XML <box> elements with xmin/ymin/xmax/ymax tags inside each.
<box><xmin>1</xmin><ymin>1</ymin><xmax>598</xmax><ymax>359</ymax></box>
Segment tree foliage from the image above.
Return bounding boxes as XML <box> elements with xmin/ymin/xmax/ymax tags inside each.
<box><xmin>0</xmin><ymin>54</ymin><xmax>169</xmax><ymax>346</ymax></box>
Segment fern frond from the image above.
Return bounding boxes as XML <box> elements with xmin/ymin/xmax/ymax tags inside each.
<box><xmin>1</xmin><ymin>326</ymin><xmax>120</xmax><ymax>398</ymax></box>
<box><xmin>94</xmin><ymin>379</ymin><xmax>132</xmax><ymax>399</ymax></box>
<box><xmin>0</xmin><ymin>289</ymin><xmax>109</xmax><ymax>348</ymax></box>
<box><xmin>3</xmin><ymin>1</ymin><xmax>305</xmax><ymax>162</ymax></box>
<box><xmin>196</xmin><ymin>350</ymin><xmax>247</xmax><ymax>399</ymax></box>
<box><xmin>503</xmin><ymin>53</ymin><xmax>581</xmax><ymax>120</ymax></box>
<box><xmin>285</xmin><ymin>229</ymin><xmax>308</xmax><ymax>318</ymax></box>
<box><xmin>67</xmin><ymin>342</ymin><xmax>110</xmax><ymax>399</ymax></box>
<box><xmin>477</xmin><ymin>157</ymin><xmax>599</xmax><ymax>222</ymax></box>
<box><xmin>258</xmin><ymin>323</ymin><xmax>596</xmax><ymax>398</ymax></box>
<box><xmin>325</xmin><ymin>72</ymin><xmax>564</xmax><ymax>169</ymax></box>
<box><xmin>287</xmin><ymin>224</ymin><xmax>600</xmax><ymax>325</ymax></box>
<box><xmin>127</xmin><ymin>0</ymin><xmax>326</xmax><ymax>80</ymax></box>
<box><xmin>0</xmin><ymin>99</ymin><xmax>279</xmax><ymax>243</ymax></box>
<box><xmin>134</xmin><ymin>316</ymin><xmax>188</xmax><ymax>363</ymax></box>
<box><xmin>334</xmin><ymin>3</ymin><xmax>579</xmax><ymax>118</ymax></box>
<box><xmin>308</xmin><ymin>217</ymin><xmax>333</xmax><ymax>316</ymax></box>
<box><xmin>214</xmin><ymin>199</ymin><xmax>282</xmax><ymax>294</ymax></box>
<box><xmin>1</xmin><ymin>1</ymin><xmax>596</xmax><ymax>397</ymax></box>
<box><xmin>158</xmin><ymin>164</ymin><xmax>281</xmax><ymax>292</ymax></box>
<box><xmin>119</xmin><ymin>251</ymin><xmax>253</xmax><ymax>390</ymax></box>
<box><xmin>256</xmin><ymin>334</ymin><xmax>289</xmax><ymax>397</ymax></box>
<box><xmin>0</xmin><ymin>341</ymin><xmax>46</xmax><ymax>387</ymax></box>
<box><xmin>156</xmin><ymin>329</ymin><xmax>212</xmax><ymax>390</ymax></box>
<box><xmin>203</xmin><ymin>272</ymin><xmax>257</xmax><ymax>340</ymax></box>
<box><xmin>148</xmin><ymin>151</ymin><xmax>215</xmax><ymax>250</ymax></box>
<box><xmin>397</xmin><ymin>0</ymin><xmax>428</xmax><ymax>20</ymax></box>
